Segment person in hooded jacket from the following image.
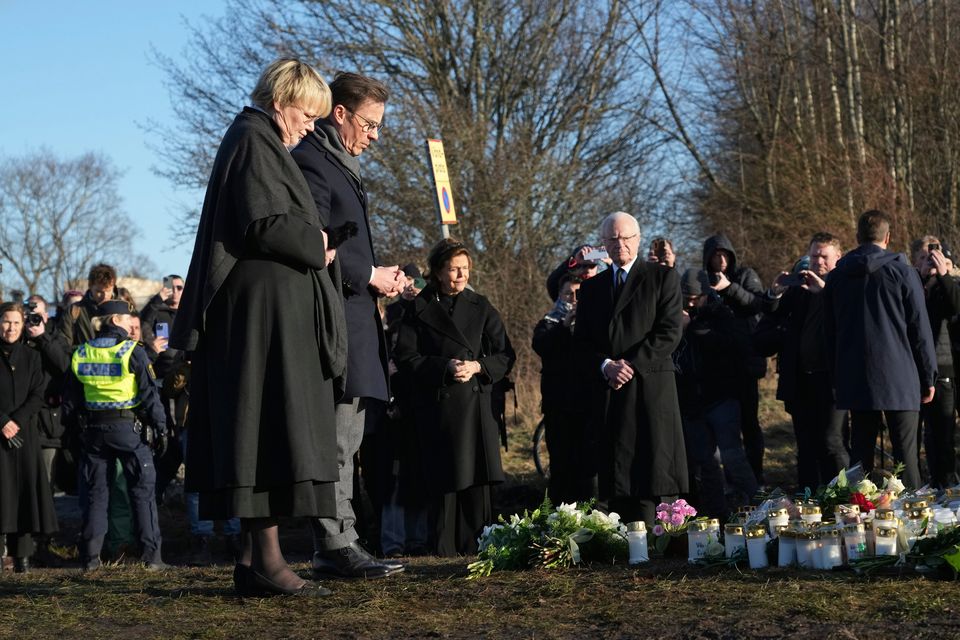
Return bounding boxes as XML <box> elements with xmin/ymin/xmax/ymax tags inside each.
<box><xmin>699</xmin><ymin>234</ymin><xmax>773</xmax><ymax>484</ymax></box>
<box><xmin>824</xmin><ymin>210</ymin><xmax>937</xmax><ymax>489</ymax></box>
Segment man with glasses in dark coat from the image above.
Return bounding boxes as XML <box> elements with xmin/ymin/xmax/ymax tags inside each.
<box><xmin>293</xmin><ymin>72</ymin><xmax>405</xmax><ymax>579</ymax></box>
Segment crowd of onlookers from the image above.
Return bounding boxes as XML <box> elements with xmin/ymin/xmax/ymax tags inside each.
<box><xmin>1</xmin><ymin>213</ymin><xmax>957</xmax><ymax>574</ymax></box>
<box><xmin>2</xmin><ymin>56</ymin><xmax>956</xmax><ymax>586</ymax></box>
<box><xmin>537</xmin><ymin>214</ymin><xmax>958</xmax><ymax>524</ymax></box>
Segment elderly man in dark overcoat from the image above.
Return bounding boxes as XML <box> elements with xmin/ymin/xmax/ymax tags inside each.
<box><xmin>824</xmin><ymin>210</ymin><xmax>937</xmax><ymax>489</ymax></box>
<box><xmin>574</xmin><ymin>211</ymin><xmax>687</xmax><ymax>526</ymax></box>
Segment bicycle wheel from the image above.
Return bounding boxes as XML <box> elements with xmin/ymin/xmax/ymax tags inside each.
<box><xmin>532</xmin><ymin>418</ymin><xmax>549</xmax><ymax>478</ymax></box>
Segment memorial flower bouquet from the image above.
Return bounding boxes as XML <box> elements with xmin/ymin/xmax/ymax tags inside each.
<box><xmin>813</xmin><ymin>463</ymin><xmax>905</xmax><ymax>514</ymax></box>
<box><xmin>651</xmin><ymin>499</ymin><xmax>698</xmax><ymax>554</ymax></box>
<box><xmin>467</xmin><ymin>497</ymin><xmax>628</xmax><ymax>579</ymax></box>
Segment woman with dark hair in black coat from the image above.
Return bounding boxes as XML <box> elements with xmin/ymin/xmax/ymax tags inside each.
<box><xmin>394</xmin><ymin>238</ymin><xmax>515</xmax><ymax>556</ymax></box>
<box><xmin>0</xmin><ymin>302</ymin><xmax>57</xmax><ymax>573</ymax></box>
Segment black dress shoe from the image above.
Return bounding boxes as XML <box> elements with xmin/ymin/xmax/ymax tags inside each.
<box><xmin>13</xmin><ymin>557</ymin><xmax>29</xmax><ymax>574</ymax></box>
<box><xmin>244</xmin><ymin>568</ymin><xmax>332</xmax><ymax>597</ymax></box>
<box><xmin>312</xmin><ymin>541</ymin><xmax>405</xmax><ymax>579</ymax></box>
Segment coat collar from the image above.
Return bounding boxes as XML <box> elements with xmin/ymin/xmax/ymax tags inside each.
<box><xmin>302</xmin><ymin>131</ymin><xmax>366</xmax><ymax>210</ymax></box>
<box><xmin>612</xmin><ymin>261</ymin><xmax>646</xmax><ymax>318</ymax></box>
<box><xmin>414</xmin><ymin>286</ymin><xmax>480</xmax><ymax>350</ymax></box>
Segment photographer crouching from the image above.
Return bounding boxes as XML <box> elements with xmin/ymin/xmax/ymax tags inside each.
<box><xmin>532</xmin><ymin>274</ymin><xmax>597</xmax><ymax>504</ymax></box>
<box><xmin>61</xmin><ymin>300</ymin><xmax>168</xmax><ymax>571</ymax></box>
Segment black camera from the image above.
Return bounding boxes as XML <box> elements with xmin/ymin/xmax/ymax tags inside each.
<box><xmin>24</xmin><ymin>301</ymin><xmax>43</xmax><ymax>327</ymax></box>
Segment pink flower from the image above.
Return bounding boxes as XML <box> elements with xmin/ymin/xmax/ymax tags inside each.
<box><xmin>674</xmin><ymin>499</ymin><xmax>689</xmax><ymax>508</ymax></box>
<box><xmin>656</xmin><ymin>511</ymin><xmax>668</xmax><ymax>522</ymax></box>
<box><xmin>670</xmin><ymin>512</ymin><xmax>685</xmax><ymax>527</ymax></box>
<box><xmin>653</xmin><ymin>524</ymin><xmax>665</xmax><ymax>536</ymax></box>
<box><xmin>656</xmin><ymin>503</ymin><xmax>670</xmax><ymax>512</ymax></box>
<box><xmin>683</xmin><ymin>504</ymin><xmax>698</xmax><ymax>517</ymax></box>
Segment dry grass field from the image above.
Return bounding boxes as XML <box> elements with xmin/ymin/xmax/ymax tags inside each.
<box><xmin>1</xmin><ymin>378</ymin><xmax>958</xmax><ymax>639</ymax></box>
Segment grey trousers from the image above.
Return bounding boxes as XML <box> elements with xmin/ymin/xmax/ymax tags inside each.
<box><xmin>312</xmin><ymin>398</ymin><xmax>366</xmax><ymax>551</ymax></box>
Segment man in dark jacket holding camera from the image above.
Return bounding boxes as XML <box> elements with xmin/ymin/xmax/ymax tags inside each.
<box><xmin>533</xmin><ymin>274</ymin><xmax>596</xmax><ymax>504</ymax></box>
<box><xmin>755</xmin><ymin>233</ymin><xmax>849</xmax><ymax>492</ymax></box>
<box><xmin>674</xmin><ymin>269</ymin><xmax>757</xmax><ymax>518</ymax></box>
<box><xmin>700</xmin><ymin>234</ymin><xmax>771</xmax><ymax>484</ymax></box>
<box><xmin>910</xmin><ymin>237</ymin><xmax>960</xmax><ymax>488</ymax></box>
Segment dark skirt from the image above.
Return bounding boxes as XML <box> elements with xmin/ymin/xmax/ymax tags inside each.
<box><xmin>0</xmin><ymin>419</ymin><xmax>58</xmax><ymax>536</ymax></box>
<box><xmin>184</xmin><ymin>258</ymin><xmax>338</xmax><ymax>520</ymax></box>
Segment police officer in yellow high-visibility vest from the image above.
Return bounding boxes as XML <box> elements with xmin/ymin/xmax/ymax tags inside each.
<box><xmin>62</xmin><ymin>300</ymin><xmax>168</xmax><ymax>571</ymax></box>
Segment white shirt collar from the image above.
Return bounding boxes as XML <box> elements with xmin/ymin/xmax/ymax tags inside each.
<box><xmin>613</xmin><ymin>259</ymin><xmax>636</xmax><ymax>281</ymax></box>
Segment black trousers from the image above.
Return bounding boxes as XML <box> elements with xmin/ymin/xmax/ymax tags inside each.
<box><xmin>921</xmin><ymin>378</ymin><xmax>958</xmax><ymax>489</ymax></box>
<box><xmin>431</xmin><ymin>485</ymin><xmax>491</xmax><ymax>557</ymax></box>
<box><xmin>608</xmin><ymin>496</ymin><xmax>658</xmax><ymax>528</ymax></box>
<box><xmin>543</xmin><ymin>410</ymin><xmax>597</xmax><ymax>505</ymax></box>
<box><xmin>787</xmin><ymin>373</ymin><xmax>849</xmax><ymax>492</ymax></box>
<box><xmin>79</xmin><ymin>423</ymin><xmax>161</xmax><ymax>563</ymax></box>
<box><xmin>849</xmin><ymin>410</ymin><xmax>921</xmax><ymax>489</ymax></box>
<box><xmin>737</xmin><ymin>377</ymin><xmax>764</xmax><ymax>484</ymax></box>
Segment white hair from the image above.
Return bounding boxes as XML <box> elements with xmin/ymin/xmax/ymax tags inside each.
<box><xmin>600</xmin><ymin>211</ymin><xmax>640</xmax><ymax>237</ymax></box>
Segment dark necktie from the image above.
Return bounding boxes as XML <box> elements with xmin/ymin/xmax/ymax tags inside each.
<box><xmin>615</xmin><ymin>268</ymin><xmax>626</xmax><ymax>295</ymax></box>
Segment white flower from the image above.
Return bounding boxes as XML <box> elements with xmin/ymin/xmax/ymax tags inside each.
<box><xmin>854</xmin><ymin>478</ymin><xmax>878</xmax><ymax>498</ymax></box>
<box><xmin>583</xmin><ymin>510</ymin><xmax>623</xmax><ymax>531</ymax></box>
<box><xmin>556</xmin><ymin>502</ymin><xmax>583</xmax><ymax>524</ymax></box>
<box><xmin>883</xmin><ymin>477</ymin><xmax>905</xmax><ymax>495</ymax></box>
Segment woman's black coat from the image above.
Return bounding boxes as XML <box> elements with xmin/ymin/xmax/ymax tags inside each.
<box><xmin>0</xmin><ymin>341</ymin><xmax>57</xmax><ymax>535</ymax></box>
<box><xmin>394</xmin><ymin>286</ymin><xmax>515</xmax><ymax>495</ymax></box>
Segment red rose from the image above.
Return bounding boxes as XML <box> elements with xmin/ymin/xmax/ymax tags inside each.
<box><xmin>850</xmin><ymin>492</ymin><xmax>875</xmax><ymax>512</ymax></box>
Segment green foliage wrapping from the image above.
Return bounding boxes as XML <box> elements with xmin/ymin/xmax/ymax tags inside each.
<box><xmin>467</xmin><ymin>496</ymin><xmax>628</xmax><ymax>579</ymax></box>
<box><xmin>850</xmin><ymin>526</ymin><xmax>960</xmax><ymax>577</ymax></box>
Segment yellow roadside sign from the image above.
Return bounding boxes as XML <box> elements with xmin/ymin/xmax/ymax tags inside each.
<box><xmin>426</xmin><ymin>139</ymin><xmax>457</xmax><ymax>225</ymax></box>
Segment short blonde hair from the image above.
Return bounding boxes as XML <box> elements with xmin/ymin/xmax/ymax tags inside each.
<box><xmin>251</xmin><ymin>58</ymin><xmax>332</xmax><ymax>117</ymax></box>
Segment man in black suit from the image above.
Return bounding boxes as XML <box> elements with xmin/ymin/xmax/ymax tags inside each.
<box><xmin>574</xmin><ymin>212</ymin><xmax>687</xmax><ymax>525</ymax></box>
<box><xmin>293</xmin><ymin>72</ymin><xmax>405</xmax><ymax>578</ymax></box>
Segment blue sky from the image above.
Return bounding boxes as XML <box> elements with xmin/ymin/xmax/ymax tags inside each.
<box><xmin>0</xmin><ymin>0</ymin><xmax>227</xmax><ymax>286</ymax></box>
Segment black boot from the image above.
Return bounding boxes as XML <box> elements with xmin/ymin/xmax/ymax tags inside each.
<box><xmin>13</xmin><ymin>557</ymin><xmax>29</xmax><ymax>574</ymax></box>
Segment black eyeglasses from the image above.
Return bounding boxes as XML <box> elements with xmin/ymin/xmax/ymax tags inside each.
<box><xmin>347</xmin><ymin>110</ymin><xmax>384</xmax><ymax>133</ymax></box>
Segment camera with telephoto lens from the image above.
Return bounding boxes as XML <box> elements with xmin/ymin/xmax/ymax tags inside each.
<box><xmin>24</xmin><ymin>301</ymin><xmax>43</xmax><ymax>327</ymax></box>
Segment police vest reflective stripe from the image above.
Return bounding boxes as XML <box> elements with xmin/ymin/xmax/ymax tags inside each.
<box><xmin>71</xmin><ymin>340</ymin><xmax>141</xmax><ymax>410</ymax></box>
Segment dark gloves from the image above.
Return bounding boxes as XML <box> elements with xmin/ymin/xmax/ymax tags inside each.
<box><xmin>140</xmin><ymin>422</ymin><xmax>168</xmax><ymax>457</ymax></box>
<box><xmin>151</xmin><ymin>426</ymin><xmax>169</xmax><ymax>458</ymax></box>
<box><xmin>324</xmin><ymin>221</ymin><xmax>358</xmax><ymax>249</ymax></box>
<box><xmin>3</xmin><ymin>435</ymin><xmax>24</xmax><ymax>449</ymax></box>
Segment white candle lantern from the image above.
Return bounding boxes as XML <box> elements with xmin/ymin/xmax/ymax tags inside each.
<box><xmin>874</xmin><ymin>526</ymin><xmax>898</xmax><ymax>556</ymax></box>
<box><xmin>626</xmin><ymin>521</ymin><xmax>648</xmax><ymax>564</ymax></box>
<box><xmin>843</xmin><ymin>523</ymin><xmax>867</xmax><ymax>562</ymax></box>
<box><xmin>767</xmin><ymin>508</ymin><xmax>789</xmax><ymax>537</ymax></box>
<box><xmin>724</xmin><ymin>524</ymin><xmax>746</xmax><ymax>559</ymax></box>
<box><xmin>746</xmin><ymin>525</ymin><xmax>768</xmax><ymax>569</ymax></box>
